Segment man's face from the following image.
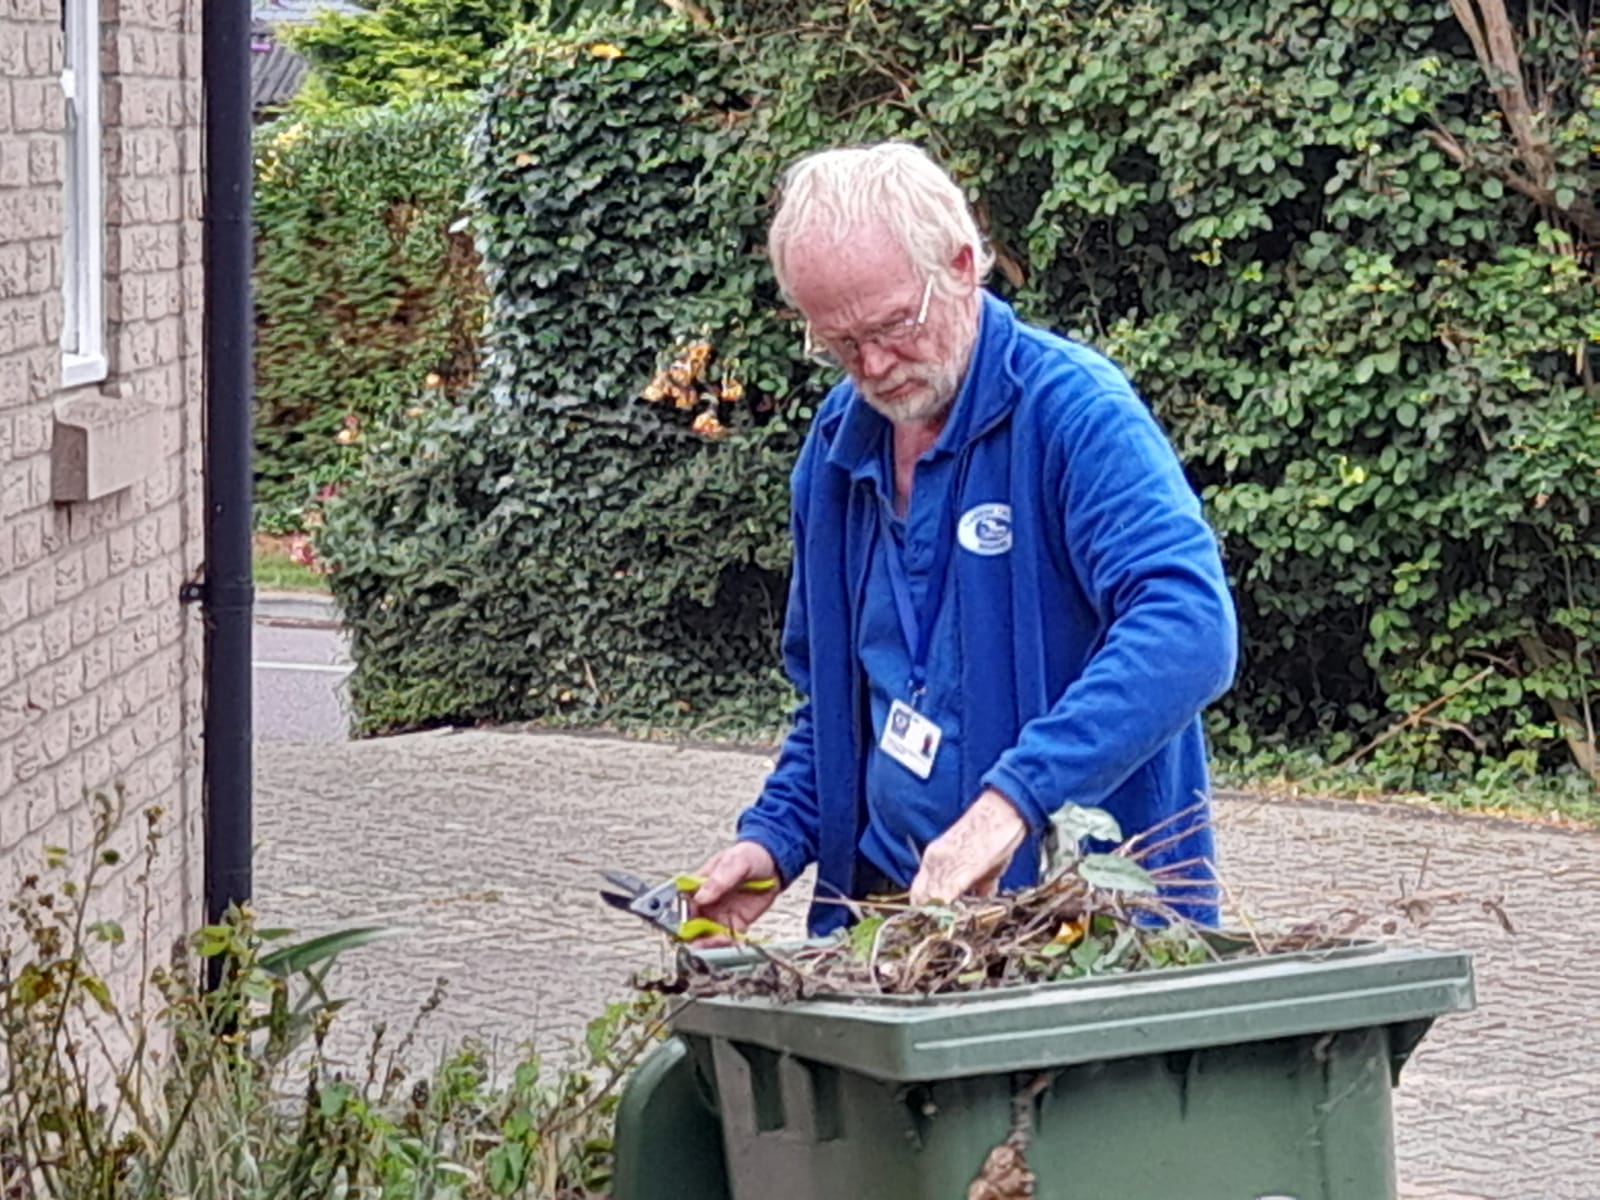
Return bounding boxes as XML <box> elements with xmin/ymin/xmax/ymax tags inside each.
<box><xmin>784</xmin><ymin>225</ymin><xmax>974</xmax><ymax>425</ymax></box>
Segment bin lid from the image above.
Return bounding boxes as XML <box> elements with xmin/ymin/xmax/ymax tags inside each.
<box><xmin>668</xmin><ymin>941</ymin><xmax>1475</xmax><ymax>1082</ymax></box>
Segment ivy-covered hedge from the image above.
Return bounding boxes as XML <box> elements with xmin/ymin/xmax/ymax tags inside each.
<box><xmin>321</xmin><ymin>2</ymin><xmax>1599</xmax><ymax>792</ymax></box>
<box><xmin>253</xmin><ymin>100</ymin><xmax>484</xmax><ymax>527</ymax></box>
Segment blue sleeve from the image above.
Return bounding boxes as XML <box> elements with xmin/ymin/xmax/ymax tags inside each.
<box><xmin>980</xmin><ymin>385</ymin><xmax>1238</xmax><ymax>831</ymax></box>
<box><xmin>734</xmin><ymin>437</ymin><xmax>825</xmax><ymax>884</ymax></box>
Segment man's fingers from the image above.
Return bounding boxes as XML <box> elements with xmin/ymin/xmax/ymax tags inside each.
<box><xmin>909</xmin><ymin>862</ymin><xmax>955</xmax><ymax>905</ymax></box>
<box><xmin>971</xmin><ymin>869</ymin><xmax>1002</xmax><ymax>898</ymax></box>
<box><xmin>692</xmin><ymin>852</ymin><xmax>750</xmax><ymax>907</ymax></box>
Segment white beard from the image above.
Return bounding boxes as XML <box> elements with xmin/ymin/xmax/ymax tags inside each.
<box><xmin>858</xmin><ymin>346</ymin><xmax>968</xmax><ymax>425</ymax></box>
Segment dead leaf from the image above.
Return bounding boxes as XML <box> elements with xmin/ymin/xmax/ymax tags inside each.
<box><xmin>966</xmin><ymin>1142</ymin><xmax>1034</xmax><ymax>1200</ymax></box>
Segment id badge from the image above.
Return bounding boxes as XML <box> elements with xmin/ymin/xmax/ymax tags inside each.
<box><xmin>879</xmin><ymin>698</ymin><xmax>943</xmax><ymax>780</ymax></box>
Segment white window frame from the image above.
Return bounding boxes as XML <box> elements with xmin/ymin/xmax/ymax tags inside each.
<box><xmin>61</xmin><ymin>0</ymin><xmax>107</xmax><ymax>388</ymax></box>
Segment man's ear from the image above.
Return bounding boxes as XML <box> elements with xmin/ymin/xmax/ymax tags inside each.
<box><xmin>951</xmin><ymin>244</ymin><xmax>978</xmax><ymax>292</ymax></box>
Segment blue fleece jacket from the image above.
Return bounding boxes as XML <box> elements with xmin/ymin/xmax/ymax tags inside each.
<box><xmin>736</xmin><ymin>292</ymin><xmax>1239</xmax><ymax>936</ymax></box>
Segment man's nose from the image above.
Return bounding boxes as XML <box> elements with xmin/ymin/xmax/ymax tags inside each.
<box><xmin>853</xmin><ymin>340</ymin><xmax>895</xmax><ymax>379</ymax></box>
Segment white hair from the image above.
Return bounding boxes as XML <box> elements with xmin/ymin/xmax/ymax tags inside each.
<box><xmin>767</xmin><ymin>142</ymin><xmax>995</xmax><ymax>299</ymax></box>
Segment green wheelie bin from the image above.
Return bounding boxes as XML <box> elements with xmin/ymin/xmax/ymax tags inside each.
<box><xmin>612</xmin><ymin>939</ymin><xmax>1474</xmax><ymax>1200</ymax></box>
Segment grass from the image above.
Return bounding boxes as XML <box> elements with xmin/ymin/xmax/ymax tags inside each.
<box><xmin>1211</xmin><ymin>751</ymin><xmax>1600</xmax><ymax>830</ymax></box>
<box><xmin>252</xmin><ymin>533</ymin><xmax>330</xmax><ymax>594</ymax></box>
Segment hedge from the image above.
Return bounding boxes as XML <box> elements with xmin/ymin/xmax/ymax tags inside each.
<box><xmin>320</xmin><ymin>2</ymin><xmax>1599</xmax><ymax>791</ymax></box>
<box><xmin>253</xmin><ymin>100</ymin><xmax>485</xmax><ymax>528</ymax></box>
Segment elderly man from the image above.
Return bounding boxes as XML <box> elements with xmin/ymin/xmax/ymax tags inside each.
<box><xmin>692</xmin><ymin>142</ymin><xmax>1238</xmax><ymax>939</ymax></box>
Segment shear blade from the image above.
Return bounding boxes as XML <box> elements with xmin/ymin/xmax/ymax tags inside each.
<box><xmin>599</xmin><ymin>890</ymin><xmax>642</xmax><ymax>914</ymax></box>
<box><xmin>601</xmin><ymin>869</ymin><xmax>650</xmax><ymax>896</ymax></box>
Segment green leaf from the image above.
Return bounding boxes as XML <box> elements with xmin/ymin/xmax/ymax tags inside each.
<box><xmin>258</xmin><ymin>926</ymin><xmax>401</xmax><ymax>976</ymax></box>
<box><xmin>319</xmin><ymin>1081</ymin><xmax>353</xmax><ymax>1118</ymax></box>
<box><xmin>1070</xmin><ymin>937</ymin><xmax>1106</xmax><ymax>972</ymax></box>
<box><xmin>487</xmin><ymin>1142</ymin><xmax>527</xmax><ymax>1195</ymax></box>
<box><xmin>847</xmin><ymin>914</ymin><xmax>886</xmax><ymax>962</ymax></box>
<box><xmin>1049</xmin><ymin>803</ymin><xmax>1123</xmax><ymax>848</ymax></box>
<box><xmin>1077</xmin><ymin>854</ymin><xmax>1158</xmax><ymax>894</ymax></box>
<box><xmin>80</xmin><ymin>973</ymin><xmax>116</xmax><ymax>1015</ymax></box>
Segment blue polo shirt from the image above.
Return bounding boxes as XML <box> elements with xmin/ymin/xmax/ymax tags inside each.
<box><xmin>856</xmin><ymin>434</ymin><xmax>966</xmax><ymax>887</ymax></box>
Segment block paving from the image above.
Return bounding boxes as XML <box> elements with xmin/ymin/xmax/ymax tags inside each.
<box><xmin>258</xmin><ymin>729</ymin><xmax>1600</xmax><ymax>1198</ymax></box>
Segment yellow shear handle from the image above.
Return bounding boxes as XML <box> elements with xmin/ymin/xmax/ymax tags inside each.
<box><xmin>671</xmin><ymin>876</ymin><xmax>777</xmax><ymax>942</ymax></box>
<box><xmin>672</xmin><ymin>875</ymin><xmax>778</xmax><ymax>893</ymax></box>
<box><xmin>676</xmin><ymin>917</ymin><xmax>740</xmax><ymax>942</ymax></box>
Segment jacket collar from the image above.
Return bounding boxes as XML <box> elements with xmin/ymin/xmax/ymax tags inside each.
<box><xmin>822</xmin><ymin>290</ymin><xmax>1022</xmax><ymax>480</ymax></box>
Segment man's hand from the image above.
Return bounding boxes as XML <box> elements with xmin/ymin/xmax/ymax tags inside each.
<box><xmin>910</xmin><ymin>788</ymin><xmax>1028</xmax><ymax>904</ymax></box>
<box><xmin>688</xmin><ymin>840</ymin><xmax>782</xmax><ymax>944</ymax></box>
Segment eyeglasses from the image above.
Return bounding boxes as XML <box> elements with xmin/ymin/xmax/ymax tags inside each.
<box><xmin>803</xmin><ymin>278</ymin><xmax>933</xmax><ymax>369</ymax></box>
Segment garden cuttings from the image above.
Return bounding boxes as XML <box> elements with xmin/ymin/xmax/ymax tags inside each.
<box><xmin>628</xmin><ymin>803</ymin><xmax>1513</xmax><ymax>1003</ymax></box>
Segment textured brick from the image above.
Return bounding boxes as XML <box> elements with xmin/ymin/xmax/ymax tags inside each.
<box><xmin>25</xmin><ymin>563</ymin><xmax>53</xmax><ymax>615</ymax></box>
<box><xmin>12</xmin><ymin>722</ymin><xmax>44</xmax><ymax>782</ymax></box>
<box><xmin>2</xmin><ymin>459</ymin><xmax>29</xmax><ymax>512</ymax></box>
<box><xmin>0</xmin><ymin>0</ymin><xmax>204</xmax><ymax>1014</ymax></box>
<box><xmin>0</xmin><ymin>191</ymin><xmax>59</xmax><ymax>241</ymax></box>
<box><xmin>132</xmin><ymin>514</ymin><xmax>160</xmax><ymax>564</ymax></box>
<box><xmin>0</xmin><ymin>352</ymin><xmax>25</xmax><ymax>407</ymax></box>
<box><xmin>0</xmin><ymin>244</ymin><xmax>26</xmax><ymax>297</ymax></box>
<box><xmin>53</xmin><ymin>752</ymin><xmax>84</xmax><ymax>813</ymax></box>
<box><xmin>0</xmin><ymin>139</ymin><xmax>27</xmax><ymax>187</ymax></box>
<box><xmin>25</xmin><ymin>453</ymin><xmax>50</xmax><ymax>506</ymax></box>
<box><xmin>0</xmin><ymin>574</ymin><xmax>28</xmax><ymax>631</ymax></box>
<box><xmin>13</xmin><ymin>406</ymin><xmax>48</xmax><ymax>455</ymax></box>
<box><xmin>66</xmin><ymin>696</ymin><xmax>96</xmax><ymax>752</ymax></box>
<box><xmin>12</xmin><ymin>510</ymin><xmax>46</xmax><ymax>567</ymax></box>
<box><xmin>27</xmin><ymin>134</ymin><xmax>60</xmax><ymax>185</ymax></box>
<box><xmin>106</xmin><ymin>524</ymin><xmax>133</xmax><ymax>572</ymax></box>
<box><xmin>94</xmin><ymin>586</ymin><xmax>120</xmax><ymax>635</ymax></box>
<box><xmin>22</xmin><ymin>28</ymin><xmax>57</xmax><ymax>77</ymax></box>
<box><xmin>40</xmin><ymin>609</ymin><xmax>70</xmax><ymax>662</ymax></box>
<box><xmin>109</xmin><ymin>273</ymin><xmax>143</xmax><ymax>323</ymax></box>
<box><xmin>25</xmin><ymin>239</ymin><xmax>53</xmax><ymax>293</ymax></box>
<box><xmin>10</xmin><ymin>78</ymin><xmax>60</xmax><ymax>133</ymax></box>
<box><xmin>78</xmin><ymin>539</ymin><xmax>106</xmax><ymax>587</ymax></box>
<box><xmin>68</xmin><ymin>600</ymin><xmax>95</xmax><ymax>649</ymax></box>
<box><xmin>53</xmin><ymin>548</ymin><xmax>85</xmax><ymax>599</ymax></box>
<box><xmin>80</xmin><ymin>739</ymin><xmax>111</xmax><ymax>794</ymax></box>
<box><xmin>0</xmin><ymin>296</ymin><xmax>47</xmax><ymax>353</ymax></box>
<box><xmin>80</xmin><ymin>635</ymin><xmax>111</xmax><ymax>689</ymax></box>
<box><xmin>19</xmin><ymin>777</ymin><xmax>55</xmax><ymax>836</ymax></box>
<box><xmin>0</xmin><ymin>29</ymin><xmax>24</xmax><ymax>77</ymax></box>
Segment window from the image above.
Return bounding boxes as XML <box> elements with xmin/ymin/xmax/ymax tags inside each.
<box><xmin>61</xmin><ymin>0</ymin><xmax>106</xmax><ymax>388</ymax></box>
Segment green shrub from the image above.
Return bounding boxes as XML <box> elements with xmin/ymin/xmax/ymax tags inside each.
<box><xmin>279</xmin><ymin>0</ymin><xmax>654</xmax><ymax>115</ymax></box>
<box><xmin>253</xmin><ymin>100</ymin><xmax>485</xmax><ymax>530</ymax></box>
<box><xmin>0</xmin><ymin>796</ymin><xmax>660</xmax><ymax>1199</ymax></box>
<box><xmin>319</xmin><ymin>22</ymin><xmax>812</xmax><ymax>734</ymax></box>
<box><xmin>322</xmin><ymin>2</ymin><xmax>1599</xmax><ymax>791</ymax></box>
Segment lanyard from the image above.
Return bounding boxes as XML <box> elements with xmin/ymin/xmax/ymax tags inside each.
<box><xmin>881</xmin><ymin>496</ymin><xmax>958</xmax><ymax>709</ymax></box>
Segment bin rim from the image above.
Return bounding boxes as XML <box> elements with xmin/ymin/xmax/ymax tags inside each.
<box><xmin>668</xmin><ymin>937</ymin><xmax>1476</xmax><ymax>1083</ymax></box>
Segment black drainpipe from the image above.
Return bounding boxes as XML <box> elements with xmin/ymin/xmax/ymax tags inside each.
<box><xmin>197</xmin><ymin>0</ymin><xmax>254</xmax><ymax>986</ymax></box>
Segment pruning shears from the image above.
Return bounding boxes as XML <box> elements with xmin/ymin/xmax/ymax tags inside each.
<box><xmin>599</xmin><ymin>870</ymin><xmax>777</xmax><ymax>942</ymax></box>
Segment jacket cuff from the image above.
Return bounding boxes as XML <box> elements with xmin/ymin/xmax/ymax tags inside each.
<box><xmin>979</xmin><ymin>764</ymin><xmax>1053</xmax><ymax>836</ymax></box>
<box><xmin>733</xmin><ymin>816</ymin><xmax>808</xmax><ymax>888</ymax></box>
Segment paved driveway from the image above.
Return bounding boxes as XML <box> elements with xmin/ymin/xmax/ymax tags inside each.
<box><xmin>256</xmin><ymin>729</ymin><xmax>1600</xmax><ymax>1198</ymax></box>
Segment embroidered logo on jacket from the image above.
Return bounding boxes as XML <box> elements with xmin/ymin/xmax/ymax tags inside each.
<box><xmin>957</xmin><ymin>503</ymin><xmax>1013</xmax><ymax>556</ymax></box>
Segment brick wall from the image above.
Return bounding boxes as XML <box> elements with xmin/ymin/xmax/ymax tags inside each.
<box><xmin>0</xmin><ymin>0</ymin><xmax>204</xmax><ymax>983</ymax></box>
